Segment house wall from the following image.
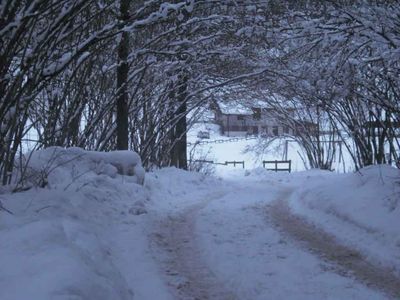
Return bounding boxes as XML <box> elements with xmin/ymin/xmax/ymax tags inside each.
<box><xmin>218</xmin><ymin>114</ymin><xmax>293</xmax><ymax>136</ymax></box>
<box><xmin>215</xmin><ymin>107</ymin><xmax>301</xmax><ymax>137</ymax></box>
<box><xmin>225</xmin><ymin>131</ymin><xmax>248</xmax><ymax>137</ymax></box>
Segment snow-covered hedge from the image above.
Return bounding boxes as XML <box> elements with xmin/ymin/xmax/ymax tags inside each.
<box><xmin>15</xmin><ymin>147</ymin><xmax>145</xmax><ymax>189</ymax></box>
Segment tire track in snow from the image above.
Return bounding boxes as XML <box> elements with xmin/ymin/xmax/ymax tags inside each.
<box><xmin>152</xmin><ymin>192</ymin><xmax>237</xmax><ymax>300</ymax></box>
<box><xmin>268</xmin><ymin>191</ymin><xmax>400</xmax><ymax>300</ymax></box>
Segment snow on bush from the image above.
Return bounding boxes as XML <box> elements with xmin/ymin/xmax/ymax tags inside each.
<box><xmin>14</xmin><ymin>147</ymin><xmax>145</xmax><ymax>190</ymax></box>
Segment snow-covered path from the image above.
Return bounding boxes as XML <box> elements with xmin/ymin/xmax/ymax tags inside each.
<box><xmin>152</xmin><ymin>193</ymin><xmax>237</xmax><ymax>300</ymax></box>
<box><xmin>151</xmin><ymin>178</ymin><xmax>396</xmax><ymax>300</ymax></box>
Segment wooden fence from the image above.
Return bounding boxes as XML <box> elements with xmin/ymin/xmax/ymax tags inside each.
<box><xmin>188</xmin><ymin>159</ymin><xmax>292</xmax><ymax>172</ymax></box>
<box><xmin>225</xmin><ymin>161</ymin><xmax>245</xmax><ymax>168</ymax></box>
<box><xmin>188</xmin><ymin>159</ymin><xmax>245</xmax><ymax>168</ymax></box>
<box><xmin>262</xmin><ymin>160</ymin><xmax>292</xmax><ymax>172</ymax></box>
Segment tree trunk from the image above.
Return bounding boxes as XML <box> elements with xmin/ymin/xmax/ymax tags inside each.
<box><xmin>170</xmin><ymin>73</ymin><xmax>188</xmax><ymax>170</ymax></box>
<box><xmin>116</xmin><ymin>0</ymin><xmax>129</xmax><ymax>150</ymax></box>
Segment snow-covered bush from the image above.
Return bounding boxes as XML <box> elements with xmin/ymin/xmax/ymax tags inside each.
<box><xmin>187</xmin><ymin>142</ymin><xmax>216</xmax><ymax>176</ymax></box>
<box><xmin>188</xmin><ymin>159</ymin><xmax>216</xmax><ymax>176</ymax></box>
<box><xmin>13</xmin><ymin>147</ymin><xmax>145</xmax><ymax>191</ymax></box>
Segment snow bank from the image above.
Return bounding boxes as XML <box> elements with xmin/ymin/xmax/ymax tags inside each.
<box><xmin>0</xmin><ymin>155</ymin><xmax>219</xmax><ymax>300</ymax></box>
<box><xmin>145</xmin><ymin>167</ymin><xmax>221</xmax><ymax>212</ymax></box>
<box><xmin>289</xmin><ymin>165</ymin><xmax>400</xmax><ymax>274</ymax></box>
<box><xmin>15</xmin><ymin>147</ymin><xmax>145</xmax><ymax>189</ymax></box>
<box><xmin>0</xmin><ymin>148</ymin><xmax>165</xmax><ymax>300</ymax></box>
<box><xmin>0</xmin><ymin>214</ymin><xmax>132</xmax><ymax>300</ymax></box>
<box><xmin>241</xmin><ymin>167</ymin><xmax>333</xmax><ymax>185</ymax></box>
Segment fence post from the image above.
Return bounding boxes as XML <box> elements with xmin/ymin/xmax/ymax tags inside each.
<box><xmin>275</xmin><ymin>160</ymin><xmax>278</xmax><ymax>172</ymax></box>
<box><xmin>289</xmin><ymin>160</ymin><xmax>292</xmax><ymax>173</ymax></box>
<box><xmin>285</xmin><ymin>140</ymin><xmax>288</xmax><ymax>161</ymax></box>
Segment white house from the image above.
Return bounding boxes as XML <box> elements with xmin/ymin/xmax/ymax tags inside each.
<box><xmin>212</xmin><ymin>100</ymin><xmax>317</xmax><ymax>137</ymax></box>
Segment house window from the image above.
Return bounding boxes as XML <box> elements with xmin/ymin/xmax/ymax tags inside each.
<box><xmin>237</xmin><ymin>115</ymin><xmax>244</xmax><ymax>121</ymax></box>
<box><xmin>283</xmin><ymin>126</ymin><xmax>289</xmax><ymax>134</ymax></box>
<box><xmin>273</xmin><ymin>126</ymin><xmax>279</xmax><ymax>136</ymax></box>
<box><xmin>252</xmin><ymin>108</ymin><xmax>261</xmax><ymax>120</ymax></box>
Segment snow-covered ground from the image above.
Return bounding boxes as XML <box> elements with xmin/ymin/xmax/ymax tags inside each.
<box><xmin>187</xmin><ymin>122</ymin><xmax>354</xmax><ymax>175</ymax></box>
<box><xmin>193</xmin><ymin>180</ymin><xmax>386</xmax><ymax>300</ymax></box>
<box><xmin>1</xmin><ymin>147</ymin><xmax>399</xmax><ymax>299</ymax></box>
<box><xmin>148</xmin><ymin>166</ymin><xmax>400</xmax><ymax>299</ymax></box>
<box><xmin>0</xmin><ymin>148</ymin><xmax>157</xmax><ymax>300</ymax></box>
<box><xmin>288</xmin><ymin>165</ymin><xmax>400</xmax><ymax>276</ymax></box>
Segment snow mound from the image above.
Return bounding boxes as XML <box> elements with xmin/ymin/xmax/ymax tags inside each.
<box><xmin>241</xmin><ymin>167</ymin><xmax>334</xmax><ymax>185</ymax></box>
<box><xmin>0</xmin><ymin>216</ymin><xmax>132</xmax><ymax>300</ymax></box>
<box><xmin>294</xmin><ymin>165</ymin><xmax>400</xmax><ymax>236</ymax></box>
<box><xmin>244</xmin><ymin>167</ymin><xmax>275</xmax><ymax>177</ymax></box>
<box><xmin>15</xmin><ymin>147</ymin><xmax>145</xmax><ymax>189</ymax></box>
<box><xmin>146</xmin><ymin>167</ymin><xmax>213</xmax><ymax>196</ymax></box>
<box><xmin>0</xmin><ymin>147</ymin><xmax>152</xmax><ymax>300</ymax></box>
<box><xmin>144</xmin><ymin>167</ymin><xmax>221</xmax><ymax>212</ymax></box>
<box><xmin>290</xmin><ymin>165</ymin><xmax>400</xmax><ymax>274</ymax></box>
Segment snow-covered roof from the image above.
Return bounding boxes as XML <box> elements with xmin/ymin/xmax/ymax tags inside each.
<box><xmin>217</xmin><ymin>101</ymin><xmax>253</xmax><ymax>115</ymax></box>
<box><xmin>214</xmin><ymin>92</ymin><xmax>297</xmax><ymax>115</ymax></box>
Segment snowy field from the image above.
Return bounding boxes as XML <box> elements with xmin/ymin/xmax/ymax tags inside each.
<box><xmin>1</xmin><ymin>146</ymin><xmax>399</xmax><ymax>300</ymax></box>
